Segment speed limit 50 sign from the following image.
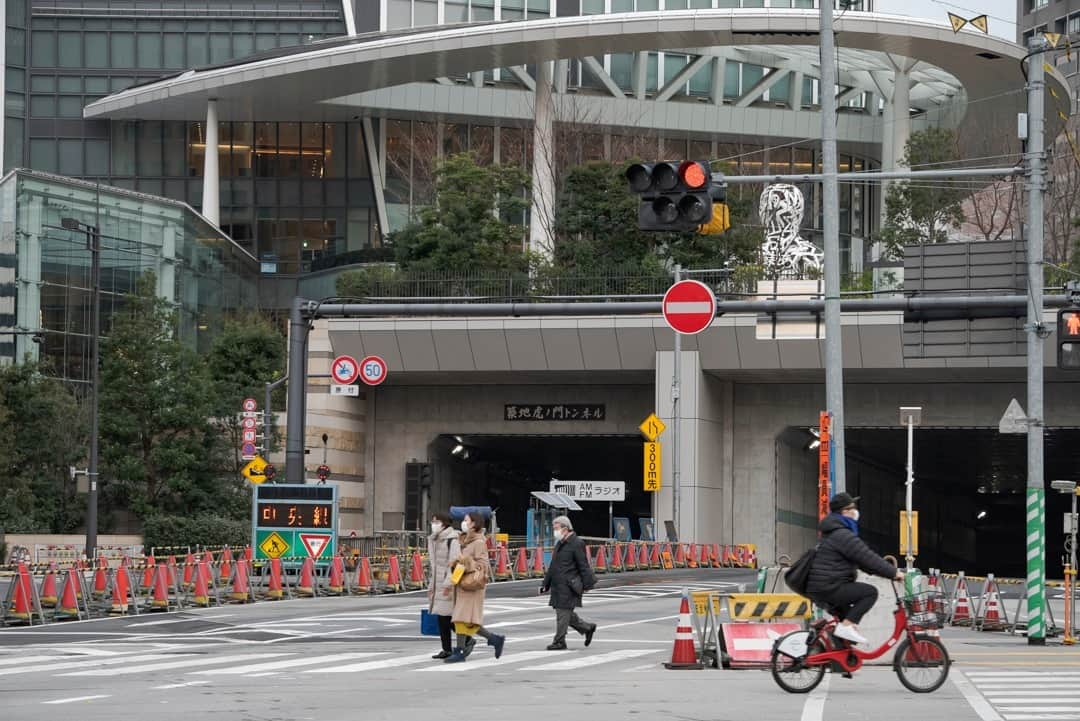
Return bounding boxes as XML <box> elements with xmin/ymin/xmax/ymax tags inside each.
<box><xmin>359</xmin><ymin>355</ymin><xmax>388</xmax><ymax>386</ymax></box>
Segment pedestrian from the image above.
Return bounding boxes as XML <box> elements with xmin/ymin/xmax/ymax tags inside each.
<box><xmin>427</xmin><ymin>511</ymin><xmax>460</xmax><ymax>660</ymax></box>
<box><xmin>541</xmin><ymin>515</ymin><xmax>597</xmax><ymax>650</ymax></box>
<box><xmin>806</xmin><ymin>492</ymin><xmax>905</xmax><ymax>645</ymax></box>
<box><xmin>444</xmin><ymin>512</ymin><xmax>506</xmax><ymax>663</ymax></box>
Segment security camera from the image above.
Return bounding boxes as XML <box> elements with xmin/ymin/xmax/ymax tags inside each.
<box><xmin>31</xmin><ymin>332</ymin><xmax>45</xmax><ymax>344</ymax></box>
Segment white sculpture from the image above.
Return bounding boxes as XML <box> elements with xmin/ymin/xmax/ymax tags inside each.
<box><xmin>758</xmin><ymin>184</ymin><xmax>824</xmax><ymax>275</ymax></box>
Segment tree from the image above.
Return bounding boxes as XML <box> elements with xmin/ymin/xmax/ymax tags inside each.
<box><xmin>99</xmin><ymin>272</ymin><xmax>231</xmax><ymax>522</ymax></box>
<box><xmin>878</xmin><ymin>128</ymin><xmax>966</xmax><ymax>257</ymax></box>
<box><xmin>0</xmin><ymin>363</ymin><xmax>86</xmax><ymax>533</ymax></box>
<box><xmin>390</xmin><ymin>153</ymin><xmax>533</xmax><ymax>276</ymax></box>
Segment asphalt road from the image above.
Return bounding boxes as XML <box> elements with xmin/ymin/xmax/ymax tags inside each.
<box><xmin>1</xmin><ymin>568</ymin><xmax>1078</xmax><ymax>721</ymax></box>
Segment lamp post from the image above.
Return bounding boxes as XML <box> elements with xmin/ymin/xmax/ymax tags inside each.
<box><xmin>1051</xmin><ymin>479</ymin><xmax>1078</xmax><ymax>644</ymax></box>
<box><xmin>899</xmin><ymin>407</ymin><xmax>922</xmax><ymax>571</ymax></box>
<box><xmin>61</xmin><ymin>217</ymin><xmax>101</xmax><ymax>562</ymax></box>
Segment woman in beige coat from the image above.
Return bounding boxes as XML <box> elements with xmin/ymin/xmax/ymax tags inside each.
<box><xmin>427</xmin><ymin>512</ymin><xmax>460</xmax><ymax>659</ymax></box>
<box><xmin>445</xmin><ymin>513</ymin><xmax>506</xmax><ymax>663</ymax></box>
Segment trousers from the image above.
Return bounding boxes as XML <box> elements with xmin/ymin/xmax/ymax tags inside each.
<box><xmin>554</xmin><ymin>608</ymin><xmax>593</xmax><ymax>643</ymax></box>
<box><xmin>437</xmin><ymin>614</ymin><xmax>453</xmax><ymax>653</ymax></box>
<box><xmin>815</xmin><ymin>581</ymin><xmax>878</xmax><ymax>624</ymax></box>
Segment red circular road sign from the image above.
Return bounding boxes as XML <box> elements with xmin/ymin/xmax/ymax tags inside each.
<box><xmin>331</xmin><ymin>355</ymin><xmax>360</xmax><ymax>385</ymax></box>
<box><xmin>662</xmin><ymin>280</ymin><xmax>716</xmax><ymax>335</ymax></box>
<box><xmin>359</xmin><ymin>355</ymin><xmax>388</xmax><ymax>386</ymax></box>
<box><xmin>242</xmin><ymin>397</ymin><xmax>257</xmax><ymax>412</ymax></box>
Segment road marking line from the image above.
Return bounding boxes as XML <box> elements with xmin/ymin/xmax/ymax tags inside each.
<box><xmin>973</xmin><ymin>684</ymin><xmax>1080</xmax><ymax>689</ymax></box>
<box><xmin>192</xmin><ymin>652</ymin><xmax>385</xmax><ymax>675</ymax></box>
<box><xmin>0</xmin><ymin>653</ymin><xmax>187</xmax><ymax>676</ymax></box>
<box><xmin>998</xmin><ymin>708</ymin><xmax>1080</xmax><ymax>713</ymax></box>
<box><xmin>0</xmin><ymin>655</ymin><xmax>61</xmax><ymax>667</ymax></box>
<box><xmin>623</xmin><ymin>663</ymin><xmax>658</xmax><ymax>672</ymax></box>
<box><xmin>317</xmin><ymin>652</ymin><xmax>436</xmax><ymax>674</ymax></box>
<box><xmin>967</xmin><ymin>672</ymin><xmax>1080</xmax><ymax>677</ymax></box>
<box><xmin>43</xmin><ymin>695</ymin><xmax>111</xmax><ymax>705</ymax></box>
<box><xmin>418</xmin><ymin>651</ymin><xmax>552</xmax><ymax>672</ymax></box>
<box><xmin>59</xmin><ymin>653</ymin><xmax>294</xmax><ymax>676</ymax></box>
<box><xmin>799</xmin><ymin>669</ymin><xmax>830</xmax><ymax>721</ymax></box>
<box><xmin>1000</xmin><ymin>715</ymin><xmax>1080</xmax><ymax>721</ymax></box>
<box><xmin>519</xmin><ymin>649</ymin><xmax>656</xmax><ymax>671</ymax></box>
<box><xmin>152</xmin><ymin>681</ymin><xmax>210</xmax><ymax>690</ymax></box>
<box><xmin>952</xmin><ymin>670</ymin><xmax>1004</xmax><ymax>721</ymax></box>
<box><xmin>126</xmin><ymin>619</ymin><xmax>193</xmax><ymax>627</ymax></box>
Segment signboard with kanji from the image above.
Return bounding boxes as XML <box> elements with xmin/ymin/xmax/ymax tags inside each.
<box><xmin>252</xmin><ymin>484</ymin><xmax>337</xmax><ymax>565</ymax></box>
<box><xmin>505</xmin><ymin>404</ymin><xmax>605</xmax><ymax>421</ymax></box>
<box><xmin>643</xmin><ymin>442</ymin><xmax>661</xmax><ymax>492</ymax></box>
<box><xmin>549</xmin><ymin>480</ymin><xmax>626</xmax><ymax>501</ymax></box>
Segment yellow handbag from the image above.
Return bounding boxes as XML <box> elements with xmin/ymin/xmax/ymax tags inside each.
<box><xmin>450</xmin><ymin>564</ymin><xmax>466</xmax><ymax>585</ymax></box>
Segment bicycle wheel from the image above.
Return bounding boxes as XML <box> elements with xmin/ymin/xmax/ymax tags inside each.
<box><xmin>770</xmin><ymin>630</ymin><xmax>826</xmax><ymax>694</ymax></box>
<box><xmin>894</xmin><ymin>634</ymin><xmax>950</xmax><ymax>693</ymax></box>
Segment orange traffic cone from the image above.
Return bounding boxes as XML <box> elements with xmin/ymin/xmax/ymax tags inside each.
<box><xmin>710</xmin><ymin>544</ymin><xmax>721</xmax><ymax>568</ymax></box>
<box><xmin>141</xmin><ymin>554</ymin><xmax>156</xmax><ymax>590</ymax></box>
<box><xmin>219</xmin><ymin>548</ymin><xmax>234</xmax><ymax>586</ymax></box>
<box><xmin>951</xmin><ymin>573</ymin><xmax>973</xmax><ymax>626</ymax></box>
<box><xmin>166</xmin><ymin>556</ymin><xmax>179</xmax><ymax>588</ymax></box>
<box><xmin>39</xmin><ymin>563</ymin><xmax>59</xmax><ymax>606</ymax></box>
<box><xmin>978</xmin><ymin>575</ymin><xmax>1008</xmax><ymax>631</ymax></box>
<box><xmin>327</xmin><ymin>555</ymin><xmax>345</xmax><ymax>595</ymax></box>
<box><xmin>297</xmin><ymin>557</ymin><xmax>316</xmax><ymax>597</ymax></box>
<box><xmin>530</xmin><ymin>547</ymin><xmax>545</xmax><ymax>578</ymax></box>
<box><xmin>151</xmin><ymin>564</ymin><xmax>171</xmax><ymax>610</ymax></box>
<box><xmin>244</xmin><ymin>546</ymin><xmax>253</xmax><ymax>562</ymax></box>
<box><xmin>494</xmin><ymin>545</ymin><xmax>511</xmax><ymax>581</ymax></box>
<box><xmin>229</xmin><ymin>561</ymin><xmax>251</xmax><ymax>603</ymax></box>
<box><xmin>594</xmin><ymin>546</ymin><xmax>608</xmax><ymax>574</ymax></box>
<box><xmin>686</xmin><ymin>544</ymin><xmax>698</xmax><ymax>569</ymax></box>
<box><xmin>182</xmin><ymin>553</ymin><xmax>196</xmax><ymax>588</ymax></box>
<box><xmin>514</xmin><ymin>547</ymin><xmax>528</xmax><ymax>577</ymax></box>
<box><xmin>8</xmin><ymin>563</ymin><xmax>36</xmax><ymax>621</ymax></box>
<box><xmin>407</xmin><ymin>551</ymin><xmax>427</xmax><ymax>589</ymax></box>
<box><xmin>265</xmin><ymin>558</ymin><xmax>285</xmax><ymax>600</ymax></box>
<box><xmin>110</xmin><ymin>568</ymin><xmax>131</xmax><ymax>614</ymax></box>
<box><xmin>638</xmin><ymin>543</ymin><xmax>649</xmax><ymax>569</ymax></box>
<box><xmin>650</xmin><ymin>543</ymin><xmax>662</xmax><ymax>569</ymax></box>
<box><xmin>664</xmin><ymin>592</ymin><xmax>704</xmax><ymax>669</ymax></box>
<box><xmin>355</xmin><ymin>557</ymin><xmax>374</xmax><ymax>594</ymax></box>
<box><xmin>698</xmin><ymin>544</ymin><xmax>709</xmax><ymax>569</ymax></box>
<box><xmin>674</xmin><ymin>543</ymin><xmax>687</xmax><ymax>568</ymax></box>
<box><xmin>56</xmin><ymin>568</ymin><xmax>82</xmax><ymax>620</ymax></box>
<box><xmin>92</xmin><ymin>556</ymin><xmax>109</xmax><ymax>598</ymax></box>
<box><xmin>611</xmin><ymin>544</ymin><xmax>624</xmax><ymax>572</ymax></box>
<box><xmin>384</xmin><ymin>555</ymin><xmax>403</xmax><ymax>593</ymax></box>
<box><xmin>192</xmin><ymin>560</ymin><xmax>211</xmax><ymax>607</ymax></box>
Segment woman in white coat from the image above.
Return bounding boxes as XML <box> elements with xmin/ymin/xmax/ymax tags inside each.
<box><xmin>427</xmin><ymin>512</ymin><xmax>460</xmax><ymax>659</ymax></box>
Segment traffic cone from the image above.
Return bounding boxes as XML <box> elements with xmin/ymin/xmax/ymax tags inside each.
<box><xmin>327</xmin><ymin>555</ymin><xmax>345</xmax><ymax>595</ymax></box>
<box><xmin>711</xmin><ymin>544</ymin><xmax>722</xmax><ymax>568</ymax></box>
<box><xmin>638</xmin><ymin>543</ymin><xmax>649</xmax><ymax>570</ymax></box>
<box><xmin>265</xmin><ymin>558</ymin><xmax>285</xmax><ymax>600</ymax></box>
<box><xmin>355</xmin><ymin>557</ymin><xmax>373</xmax><ymax>594</ymax></box>
<box><xmin>166</xmin><ymin>556</ymin><xmax>179</xmax><ymax>588</ymax></box>
<box><xmin>192</xmin><ymin>560</ymin><xmax>211</xmax><ymax>607</ymax></box>
<box><xmin>219</xmin><ymin>548</ymin><xmax>233</xmax><ymax>587</ymax></box>
<box><xmin>8</xmin><ymin>564</ymin><xmax>36</xmax><ymax>622</ymax></box>
<box><xmin>594</xmin><ymin>545</ymin><xmax>608</xmax><ymax>574</ymax></box>
<box><xmin>110</xmin><ymin>568</ymin><xmax>131</xmax><ymax>614</ymax></box>
<box><xmin>229</xmin><ymin>560</ymin><xmax>252</xmax><ymax>603</ymax></box>
<box><xmin>650</xmin><ymin>543</ymin><xmax>662</xmax><ymax>569</ymax></box>
<box><xmin>297</xmin><ymin>557</ymin><xmax>316</xmax><ymax>597</ymax></box>
<box><xmin>39</xmin><ymin>563</ymin><xmax>59</xmax><ymax>606</ymax></box>
<box><xmin>951</xmin><ymin>573</ymin><xmax>973</xmax><ymax>626</ymax></box>
<box><xmin>687</xmin><ymin>544</ymin><xmax>698</xmax><ymax>569</ymax></box>
<box><xmin>384</xmin><ymin>555</ymin><xmax>403</xmax><ymax>593</ymax></box>
<box><xmin>664</xmin><ymin>592</ymin><xmax>704</xmax><ymax>670</ymax></box>
<box><xmin>514</xmin><ymin>547</ymin><xmax>528</xmax><ymax>578</ymax></box>
<box><xmin>182</xmin><ymin>553</ymin><xmax>196</xmax><ymax>588</ymax></box>
<box><xmin>611</xmin><ymin>544</ymin><xmax>624</xmax><ymax>572</ymax></box>
<box><xmin>56</xmin><ymin>568</ymin><xmax>82</xmax><ymax>620</ymax></box>
<box><xmin>151</xmin><ymin>564</ymin><xmax>171</xmax><ymax>610</ymax></box>
<box><xmin>494</xmin><ymin>545</ymin><xmax>511</xmax><ymax>581</ymax></box>
<box><xmin>530</xmin><ymin>547</ymin><xmax>545</xmax><ymax>578</ymax></box>
<box><xmin>141</xmin><ymin>554</ymin><xmax>156</xmax><ymax>590</ymax></box>
<box><xmin>244</xmin><ymin>546</ymin><xmax>253</xmax><ymax>562</ymax></box>
<box><xmin>407</xmin><ymin>550</ymin><xmax>427</xmax><ymax>589</ymax></box>
<box><xmin>92</xmin><ymin>556</ymin><xmax>108</xmax><ymax>598</ymax></box>
<box><xmin>978</xmin><ymin>574</ymin><xmax>1008</xmax><ymax>631</ymax></box>
<box><xmin>674</xmin><ymin>543</ymin><xmax>687</xmax><ymax>568</ymax></box>
<box><xmin>698</xmin><ymin>544</ymin><xmax>710</xmax><ymax>569</ymax></box>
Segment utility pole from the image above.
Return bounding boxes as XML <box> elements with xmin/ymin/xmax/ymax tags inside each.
<box><xmin>671</xmin><ymin>264</ymin><xmax>682</xmax><ymax>537</ymax></box>
<box><xmin>1024</xmin><ymin>34</ymin><xmax>1048</xmax><ymax>646</ymax></box>
<box><xmin>819</xmin><ymin>0</ymin><xmax>846</xmax><ymax>493</ymax></box>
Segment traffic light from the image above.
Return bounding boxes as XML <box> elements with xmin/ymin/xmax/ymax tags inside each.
<box><xmin>1058</xmin><ymin>308</ymin><xmax>1080</xmax><ymax>369</ymax></box>
<box><xmin>626</xmin><ymin>161</ymin><xmax>715</xmax><ymax>232</ymax></box>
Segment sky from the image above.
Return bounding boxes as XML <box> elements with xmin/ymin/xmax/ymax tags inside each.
<box><xmin>873</xmin><ymin>0</ymin><xmax>1020</xmax><ymax>40</ymax></box>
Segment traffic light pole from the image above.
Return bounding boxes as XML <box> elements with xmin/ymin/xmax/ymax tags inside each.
<box><xmin>86</xmin><ymin>223</ymin><xmax>100</xmax><ymax>562</ymax></box>
<box><xmin>671</xmin><ymin>265</ymin><xmax>682</xmax><ymax>538</ymax></box>
<box><xmin>1025</xmin><ymin>34</ymin><xmax>1048</xmax><ymax>646</ymax></box>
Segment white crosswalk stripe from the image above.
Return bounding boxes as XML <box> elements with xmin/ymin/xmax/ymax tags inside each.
<box><xmin>0</xmin><ymin>653</ymin><xmax>186</xmax><ymax>676</ymax></box>
<box><xmin>965</xmin><ymin>669</ymin><xmax>1080</xmax><ymax>720</ymax></box>
<box><xmin>518</xmin><ymin>648</ymin><xmax>657</xmax><ymax>671</ymax></box>
<box><xmin>58</xmin><ymin>653</ymin><xmax>295</xmax><ymax>676</ymax></box>
<box><xmin>416</xmin><ymin>651</ymin><xmax>552</xmax><ymax>672</ymax></box>
<box><xmin>191</xmin><ymin>652</ymin><xmax>385</xmax><ymax>675</ymax></box>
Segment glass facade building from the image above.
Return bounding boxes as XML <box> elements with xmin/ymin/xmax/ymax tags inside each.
<box><xmin>0</xmin><ymin>168</ymin><xmax>259</xmax><ymax>384</ymax></box>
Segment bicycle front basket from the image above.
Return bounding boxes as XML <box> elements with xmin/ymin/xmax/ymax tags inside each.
<box><xmin>903</xmin><ymin>590</ymin><xmax>948</xmax><ymax>629</ymax></box>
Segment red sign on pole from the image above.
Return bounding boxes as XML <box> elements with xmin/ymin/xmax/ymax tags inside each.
<box><xmin>818</xmin><ymin>411</ymin><xmax>831</xmax><ymax>521</ymax></box>
<box><xmin>662</xmin><ymin>280</ymin><xmax>716</xmax><ymax>335</ymax></box>
<box><xmin>359</xmin><ymin>355</ymin><xmax>388</xmax><ymax>386</ymax></box>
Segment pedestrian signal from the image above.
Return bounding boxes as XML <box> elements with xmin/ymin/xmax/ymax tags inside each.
<box><xmin>1058</xmin><ymin>309</ymin><xmax>1080</xmax><ymax>369</ymax></box>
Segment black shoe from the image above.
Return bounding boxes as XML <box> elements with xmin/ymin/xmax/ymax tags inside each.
<box><xmin>432</xmin><ymin>650</ymin><xmax>452</xmax><ymax>659</ymax></box>
<box><xmin>584</xmin><ymin>624</ymin><xmax>597</xmax><ymax>648</ymax></box>
<box><xmin>547</xmin><ymin>641</ymin><xmax>568</xmax><ymax>651</ymax></box>
<box><xmin>443</xmin><ymin>649</ymin><xmax>466</xmax><ymax>663</ymax></box>
<box><xmin>463</xmin><ymin>636</ymin><xmax>476</xmax><ymax>658</ymax></box>
<box><xmin>488</xmin><ymin>633</ymin><xmax>506</xmax><ymax>659</ymax></box>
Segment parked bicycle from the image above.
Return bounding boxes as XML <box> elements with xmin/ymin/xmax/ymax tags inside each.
<box><xmin>770</xmin><ymin>581</ymin><xmax>950</xmax><ymax>694</ymax></box>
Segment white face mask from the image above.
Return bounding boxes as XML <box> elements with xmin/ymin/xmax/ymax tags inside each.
<box><xmin>849</xmin><ymin>509</ymin><xmax>860</xmax><ymax>522</ymax></box>
<box><xmin>461</xmin><ymin>519</ymin><xmax>471</xmax><ymax>532</ymax></box>
<box><xmin>431</xmin><ymin>521</ymin><xmax>443</xmax><ymax>533</ymax></box>
<box><xmin>553</xmin><ymin>528</ymin><xmax>565</xmax><ymax>541</ymax></box>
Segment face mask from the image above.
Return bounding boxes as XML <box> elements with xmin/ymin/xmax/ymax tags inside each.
<box><xmin>461</xmin><ymin>520</ymin><xmax>471</xmax><ymax>532</ymax></box>
<box><xmin>553</xmin><ymin>528</ymin><xmax>564</xmax><ymax>541</ymax></box>
<box><xmin>431</xmin><ymin>522</ymin><xmax>443</xmax><ymax>533</ymax></box>
<box><xmin>850</xmin><ymin>509</ymin><xmax>860</xmax><ymax>522</ymax></box>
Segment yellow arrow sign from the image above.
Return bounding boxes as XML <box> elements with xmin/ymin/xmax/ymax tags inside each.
<box><xmin>638</xmin><ymin>412</ymin><xmax>667</xmax><ymax>442</ymax></box>
<box><xmin>241</xmin><ymin>455</ymin><xmax>269</xmax><ymax>484</ymax></box>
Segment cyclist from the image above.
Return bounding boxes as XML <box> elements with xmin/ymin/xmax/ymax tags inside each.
<box><xmin>806</xmin><ymin>492</ymin><xmax>905</xmax><ymax>645</ymax></box>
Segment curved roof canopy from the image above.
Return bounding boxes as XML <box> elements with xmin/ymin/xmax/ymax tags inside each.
<box><xmin>83</xmin><ymin>9</ymin><xmax>1068</xmax><ymax>141</ymax></box>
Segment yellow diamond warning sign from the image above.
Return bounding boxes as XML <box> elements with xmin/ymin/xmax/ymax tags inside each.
<box><xmin>259</xmin><ymin>531</ymin><xmax>289</xmax><ymax>559</ymax></box>
<box><xmin>638</xmin><ymin>413</ymin><xmax>667</xmax><ymax>442</ymax></box>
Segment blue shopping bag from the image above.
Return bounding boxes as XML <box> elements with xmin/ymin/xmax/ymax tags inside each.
<box><xmin>420</xmin><ymin>609</ymin><xmax>440</xmax><ymax>636</ymax></box>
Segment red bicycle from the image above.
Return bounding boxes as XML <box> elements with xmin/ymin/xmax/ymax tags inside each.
<box><xmin>770</xmin><ymin>582</ymin><xmax>950</xmax><ymax>694</ymax></box>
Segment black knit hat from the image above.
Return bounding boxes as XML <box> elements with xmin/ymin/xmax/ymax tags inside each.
<box><xmin>829</xmin><ymin>492</ymin><xmax>860</xmax><ymax>513</ymax></box>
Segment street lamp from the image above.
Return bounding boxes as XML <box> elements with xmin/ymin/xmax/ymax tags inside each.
<box><xmin>1051</xmin><ymin>479</ymin><xmax>1078</xmax><ymax>644</ymax></box>
<box><xmin>900</xmin><ymin>407</ymin><xmax>922</xmax><ymax>571</ymax></box>
<box><xmin>61</xmin><ymin>217</ymin><xmax>101</xmax><ymax>562</ymax></box>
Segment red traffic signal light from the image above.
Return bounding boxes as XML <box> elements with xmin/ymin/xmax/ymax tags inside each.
<box><xmin>626</xmin><ymin>160</ymin><xmax>717</xmax><ymax>232</ymax></box>
<box><xmin>1059</xmin><ymin>309</ymin><xmax>1080</xmax><ymax>369</ymax></box>
<box><xmin>679</xmin><ymin>161</ymin><xmax>708</xmax><ymax>189</ymax></box>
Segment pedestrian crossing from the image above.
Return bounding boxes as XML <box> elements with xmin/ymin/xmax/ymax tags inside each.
<box><xmin>964</xmin><ymin>670</ymin><xmax>1080</xmax><ymax>720</ymax></box>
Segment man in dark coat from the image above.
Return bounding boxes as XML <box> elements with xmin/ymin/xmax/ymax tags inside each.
<box><xmin>541</xmin><ymin>515</ymin><xmax>598</xmax><ymax>650</ymax></box>
<box><xmin>806</xmin><ymin>492</ymin><xmax>903</xmax><ymax>645</ymax></box>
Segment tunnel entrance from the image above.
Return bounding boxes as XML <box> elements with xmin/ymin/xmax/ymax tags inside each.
<box><xmin>428</xmin><ymin>434</ymin><xmax>650</xmax><ymax>539</ymax></box>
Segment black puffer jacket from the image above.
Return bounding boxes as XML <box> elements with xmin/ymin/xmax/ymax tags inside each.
<box><xmin>806</xmin><ymin>514</ymin><xmax>897</xmax><ymax>595</ymax></box>
<box><xmin>542</xmin><ymin>533</ymin><xmax>597</xmax><ymax>610</ymax></box>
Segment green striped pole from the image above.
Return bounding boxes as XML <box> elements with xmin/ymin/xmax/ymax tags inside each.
<box><xmin>1026</xmin><ymin>489</ymin><xmax>1045</xmax><ymax>643</ymax></box>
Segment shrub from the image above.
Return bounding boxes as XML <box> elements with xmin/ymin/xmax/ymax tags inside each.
<box><xmin>142</xmin><ymin>513</ymin><xmax>250</xmax><ymax>552</ymax></box>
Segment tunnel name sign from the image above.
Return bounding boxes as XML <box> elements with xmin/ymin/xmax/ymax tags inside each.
<box><xmin>253</xmin><ymin>483</ymin><xmax>337</xmax><ymax>566</ymax></box>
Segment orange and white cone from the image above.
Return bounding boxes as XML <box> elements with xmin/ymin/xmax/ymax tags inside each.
<box><xmin>530</xmin><ymin>546</ymin><xmax>545</xmax><ymax>578</ymax></box>
<box><xmin>56</xmin><ymin>568</ymin><xmax>82</xmax><ymax>620</ymax></box>
<box><xmin>664</xmin><ymin>592</ymin><xmax>703</xmax><ymax>670</ymax></box>
<box><xmin>978</xmin><ymin>574</ymin><xmax>1008</xmax><ymax>631</ymax></box>
<box><xmin>265</xmin><ymin>558</ymin><xmax>285</xmax><ymax>600</ymax></box>
<box><xmin>39</xmin><ymin>563</ymin><xmax>59</xmax><ymax>606</ymax></box>
<box><xmin>514</xmin><ymin>547</ymin><xmax>528</xmax><ymax>578</ymax></box>
<box><xmin>354</xmin><ymin>557</ymin><xmax>374</xmax><ymax>594</ymax></box>
<box><xmin>296</xmin><ymin>557</ymin><xmax>316</xmax><ymax>597</ymax></box>
<box><xmin>151</xmin><ymin>564</ymin><xmax>171</xmax><ymax>610</ymax></box>
<box><xmin>611</xmin><ymin>544</ymin><xmax>624</xmax><ymax>573</ymax></box>
<box><xmin>384</xmin><ymin>555</ymin><xmax>403</xmax><ymax>593</ymax></box>
<box><xmin>593</xmin><ymin>546</ymin><xmax>608</xmax><ymax>574</ymax></box>
<box><xmin>494</xmin><ymin>545</ymin><xmax>511</xmax><ymax>581</ymax></box>
<box><xmin>950</xmin><ymin>572</ymin><xmax>972</xmax><ymax>626</ymax></box>
<box><xmin>327</xmin><ymin>555</ymin><xmax>345</xmax><ymax>595</ymax></box>
<box><xmin>192</xmin><ymin>560</ymin><xmax>211</xmax><ymax>607</ymax></box>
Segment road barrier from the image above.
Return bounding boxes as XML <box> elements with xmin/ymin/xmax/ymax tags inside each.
<box><xmin>727</xmin><ymin>593</ymin><xmax>812</xmax><ymax>621</ymax></box>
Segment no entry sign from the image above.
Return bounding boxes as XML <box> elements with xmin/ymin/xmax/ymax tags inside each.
<box><xmin>662</xmin><ymin>280</ymin><xmax>716</xmax><ymax>335</ymax></box>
